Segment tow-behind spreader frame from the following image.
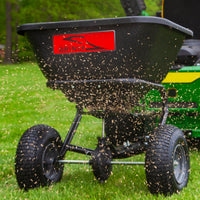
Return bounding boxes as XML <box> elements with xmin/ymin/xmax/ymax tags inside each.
<box><xmin>51</xmin><ymin>80</ymin><xmax>168</xmax><ymax>160</ymax></box>
<box><xmin>15</xmin><ymin>16</ymin><xmax>192</xmax><ymax>195</ymax></box>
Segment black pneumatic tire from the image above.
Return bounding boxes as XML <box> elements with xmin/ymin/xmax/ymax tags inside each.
<box><xmin>91</xmin><ymin>138</ymin><xmax>113</xmax><ymax>182</ymax></box>
<box><xmin>91</xmin><ymin>148</ymin><xmax>112</xmax><ymax>183</ymax></box>
<box><xmin>145</xmin><ymin>125</ymin><xmax>190</xmax><ymax>195</ymax></box>
<box><xmin>15</xmin><ymin>124</ymin><xmax>64</xmax><ymax>190</ymax></box>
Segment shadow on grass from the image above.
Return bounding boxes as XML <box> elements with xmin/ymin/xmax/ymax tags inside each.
<box><xmin>60</xmin><ymin>164</ymin><xmax>148</xmax><ymax>198</ymax></box>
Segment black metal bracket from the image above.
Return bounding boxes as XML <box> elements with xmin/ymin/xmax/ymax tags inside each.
<box><xmin>157</xmin><ymin>86</ymin><xmax>169</xmax><ymax>126</ymax></box>
<box><xmin>59</xmin><ymin>106</ymin><xmax>94</xmax><ymax>158</ymax></box>
<box><xmin>142</xmin><ymin>82</ymin><xmax>168</xmax><ymax>126</ymax></box>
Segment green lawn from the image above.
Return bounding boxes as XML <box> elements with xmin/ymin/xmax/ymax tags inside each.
<box><xmin>1</xmin><ymin>63</ymin><xmax>200</xmax><ymax>199</ymax></box>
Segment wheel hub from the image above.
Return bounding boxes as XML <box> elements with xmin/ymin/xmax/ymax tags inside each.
<box><xmin>173</xmin><ymin>144</ymin><xmax>187</xmax><ymax>185</ymax></box>
<box><xmin>42</xmin><ymin>143</ymin><xmax>60</xmax><ymax>180</ymax></box>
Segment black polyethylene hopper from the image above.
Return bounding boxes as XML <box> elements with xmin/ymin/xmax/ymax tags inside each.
<box><xmin>18</xmin><ymin>16</ymin><xmax>192</xmax><ymax>112</ymax></box>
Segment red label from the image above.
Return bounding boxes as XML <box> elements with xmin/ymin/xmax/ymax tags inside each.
<box><xmin>53</xmin><ymin>31</ymin><xmax>115</xmax><ymax>54</ymax></box>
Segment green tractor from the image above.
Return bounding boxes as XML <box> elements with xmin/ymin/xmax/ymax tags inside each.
<box><xmin>148</xmin><ymin>64</ymin><xmax>200</xmax><ymax>142</ymax></box>
<box><xmin>122</xmin><ymin>0</ymin><xmax>200</xmax><ymax>144</ymax></box>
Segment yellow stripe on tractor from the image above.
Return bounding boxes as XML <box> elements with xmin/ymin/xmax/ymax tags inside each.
<box><xmin>162</xmin><ymin>72</ymin><xmax>200</xmax><ymax>83</ymax></box>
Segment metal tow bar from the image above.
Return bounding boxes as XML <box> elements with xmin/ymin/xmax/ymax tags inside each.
<box><xmin>58</xmin><ymin>160</ymin><xmax>145</xmax><ymax>165</ymax></box>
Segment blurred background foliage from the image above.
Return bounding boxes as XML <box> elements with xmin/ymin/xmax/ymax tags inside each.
<box><xmin>0</xmin><ymin>0</ymin><xmax>162</xmax><ymax>63</ymax></box>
